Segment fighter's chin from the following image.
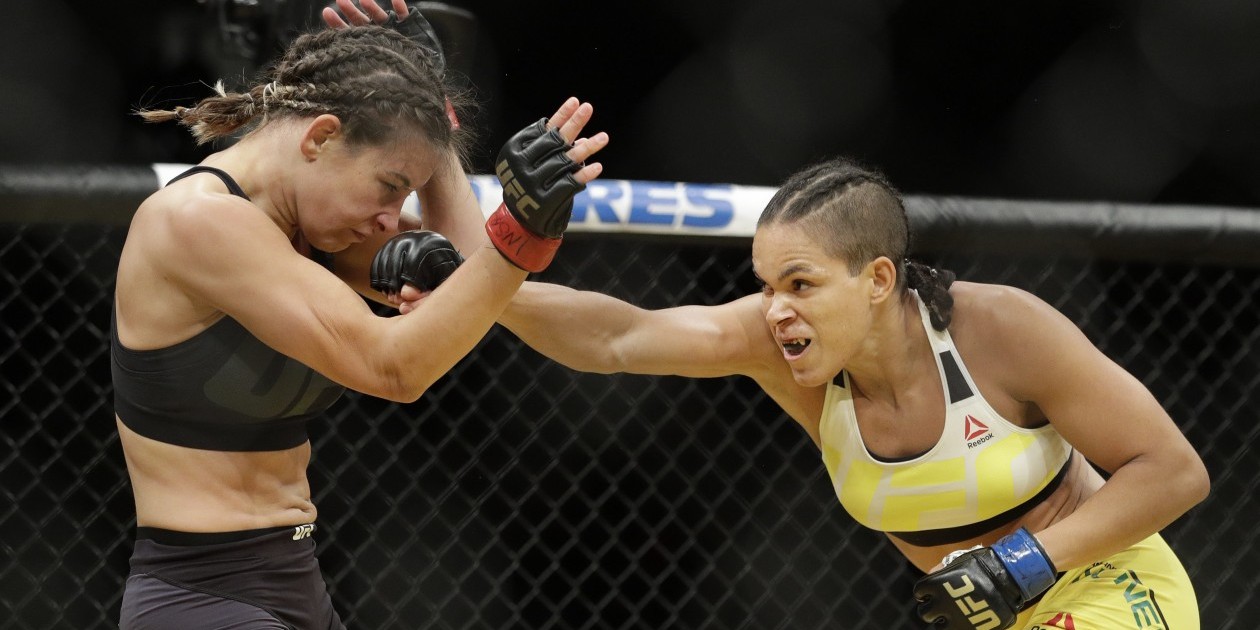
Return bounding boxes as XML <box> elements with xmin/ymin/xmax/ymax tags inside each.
<box><xmin>789</xmin><ymin>366</ymin><xmax>833</xmax><ymax>388</ymax></box>
<box><xmin>312</xmin><ymin>235</ymin><xmax>354</xmax><ymax>253</ymax></box>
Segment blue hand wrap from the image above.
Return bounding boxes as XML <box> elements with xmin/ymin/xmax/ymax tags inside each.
<box><xmin>992</xmin><ymin>527</ymin><xmax>1058</xmax><ymax>603</ymax></box>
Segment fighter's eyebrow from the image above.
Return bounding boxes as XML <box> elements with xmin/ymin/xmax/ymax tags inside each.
<box><xmin>777</xmin><ymin>263</ymin><xmax>816</xmax><ymax>282</ymax></box>
<box><xmin>387</xmin><ymin>171</ymin><xmax>412</xmax><ymax>189</ymax></box>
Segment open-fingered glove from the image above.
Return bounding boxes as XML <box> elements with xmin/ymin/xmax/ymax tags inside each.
<box><xmin>381</xmin><ymin>3</ymin><xmax>446</xmax><ymax>74</ymax></box>
<box><xmin>484</xmin><ymin>118</ymin><xmax>584</xmax><ymax>272</ymax></box>
<box><xmin>913</xmin><ymin>528</ymin><xmax>1057</xmax><ymax>629</ymax></box>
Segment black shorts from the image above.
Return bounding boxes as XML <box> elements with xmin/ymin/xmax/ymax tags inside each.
<box><xmin>119</xmin><ymin>524</ymin><xmax>346</xmax><ymax>630</ymax></box>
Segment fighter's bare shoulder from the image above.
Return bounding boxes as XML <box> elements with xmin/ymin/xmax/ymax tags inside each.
<box><xmin>948</xmin><ymin>281</ymin><xmax>1093</xmax><ymax>393</ymax></box>
<box><xmin>135</xmin><ymin>178</ymin><xmax>266</xmax><ymax>242</ymax></box>
<box><xmin>948</xmin><ymin>280</ymin><xmax>1068</xmax><ymax>341</ymax></box>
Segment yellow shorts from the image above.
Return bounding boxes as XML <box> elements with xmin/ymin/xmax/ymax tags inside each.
<box><xmin>1016</xmin><ymin>533</ymin><xmax>1198</xmax><ymax>629</ymax></box>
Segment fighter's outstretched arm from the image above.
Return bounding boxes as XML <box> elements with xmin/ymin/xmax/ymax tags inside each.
<box><xmin>499</xmin><ymin>281</ymin><xmax>779</xmax><ymax>379</ymax></box>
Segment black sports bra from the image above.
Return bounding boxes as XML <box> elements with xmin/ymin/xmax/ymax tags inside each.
<box><xmin>110</xmin><ymin>166</ymin><xmax>345</xmax><ymax>451</ymax></box>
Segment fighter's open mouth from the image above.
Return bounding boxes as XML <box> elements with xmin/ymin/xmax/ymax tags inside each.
<box><xmin>783</xmin><ymin>338</ymin><xmax>811</xmax><ymax>356</ymax></box>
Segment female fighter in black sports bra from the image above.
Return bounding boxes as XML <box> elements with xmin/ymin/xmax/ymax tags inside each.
<box><xmin>111</xmin><ymin>3</ymin><xmax>609</xmax><ymax>627</ymax></box>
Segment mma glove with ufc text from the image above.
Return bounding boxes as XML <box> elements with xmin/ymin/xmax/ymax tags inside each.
<box><xmin>913</xmin><ymin>528</ymin><xmax>1058</xmax><ymax>629</ymax></box>
<box><xmin>484</xmin><ymin>118</ymin><xmax>585</xmax><ymax>272</ymax></box>
<box><xmin>370</xmin><ymin>230</ymin><xmax>463</xmax><ymax>296</ymax></box>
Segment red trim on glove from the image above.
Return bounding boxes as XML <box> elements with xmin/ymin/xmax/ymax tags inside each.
<box><xmin>485</xmin><ymin>203</ymin><xmax>562</xmax><ymax>272</ymax></box>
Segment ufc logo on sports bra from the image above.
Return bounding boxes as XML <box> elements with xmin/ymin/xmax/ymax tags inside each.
<box><xmin>292</xmin><ymin>524</ymin><xmax>314</xmax><ymax>540</ymax></box>
<box><xmin>204</xmin><ymin>338</ymin><xmax>342</xmax><ymax>420</ymax></box>
<box><xmin>944</xmin><ymin>576</ymin><xmax>1002</xmax><ymax>630</ymax></box>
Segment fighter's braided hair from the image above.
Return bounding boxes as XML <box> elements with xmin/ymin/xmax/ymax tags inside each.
<box><xmin>756</xmin><ymin>157</ymin><xmax>955</xmax><ymax>330</ymax></box>
<box><xmin>138</xmin><ymin>26</ymin><xmax>470</xmax><ymax>164</ymax></box>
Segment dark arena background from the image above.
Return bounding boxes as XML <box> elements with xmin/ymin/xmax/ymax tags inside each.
<box><xmin>3</xmin><ymin>1</ymin><xmax>1260</xmax><ymax>629</ymax></box>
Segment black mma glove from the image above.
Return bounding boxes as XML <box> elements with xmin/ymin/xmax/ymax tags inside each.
<box><xmin>370</xmin><ymin>230</ymin><xmax>463</xmax><ymax>296</ymax></box>
<box><xmin>484</xmin><ymin>118</ymin><xmax>584</xmax><ymax>272</ymax></box>
<box><xmin>381</xmin><ymin>3</ymin><xmax>446</xmax><ymax>75</ymax></box>
<box><xmin>380</xmin><ymin>3</ymin><xmax>459</xmax><ymax>127</ymax></box>
<box><xmin>913</xmin><ymin>528</ymin><xmax>1057</xmax><ymax>629</ymax></box>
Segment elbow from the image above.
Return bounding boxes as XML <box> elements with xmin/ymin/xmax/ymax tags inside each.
<box><xmin>366</xmin><ymin>362</ymin><xmax>430</xmax><ymax>403</ymax></box>
<box><xmin>385</xmin><ymin>373</ymin><xmax>430</xmax><ymax>403</ymax></box>
<box><xmin>328</xmin><ymin>321</ymin><xmax>435</xmax><ymax>402</ymax></box>
<box><xmin>1185</xmin><ymin>453</ymin><xmax>1211</xmax><ymax>507</ymax></box>
<box><xmin>1165</xmin><ymin>447</ymin><xmax>1211</xmax><ymax>512</ymax></box>
<box><xmin>382</xmin><ymin>384</ymin><xmax>427</xmax><ymax>404</ymax></box>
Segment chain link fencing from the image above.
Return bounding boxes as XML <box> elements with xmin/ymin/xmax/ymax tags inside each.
<box><xmin>2</xmin><ymin>211</ymin><xmax>1258</xmax><ymax>628</ymax></box>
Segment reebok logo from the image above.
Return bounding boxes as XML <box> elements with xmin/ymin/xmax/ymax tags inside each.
<box><xmin>965</xmin><ymin>415</ymin><xmax>992</xmax><ymax>448</ymax></box>
<box><xmin>292</xmin><ymin>524</ymin><xmax>314</xmax><ymax>541</ymax></box>
<box><xmin>964</xmin><ymin>415</ymin><xmax>989</xmax><ymax>440</ymax></box>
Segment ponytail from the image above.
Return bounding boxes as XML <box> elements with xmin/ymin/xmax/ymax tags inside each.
<box><xmin>136</xmin><ymin>81</ymin><xmax>264</xmax><ymax>145</ymax></box>
<box><xmin>903</xmin><ymin>260</ymin><xmax>955</xmax><ymax>331</ymax></box>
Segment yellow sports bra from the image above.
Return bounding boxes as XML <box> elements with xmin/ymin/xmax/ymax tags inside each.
<box><xmin>818</xmin><ymin>292</ymin><xmax>1072</xmax><ymax>546</ymax></box>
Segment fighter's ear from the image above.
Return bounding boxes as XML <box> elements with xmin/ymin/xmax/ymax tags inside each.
<box><xmin>867</xmin><ymin>256</ymin><xmax>897</xmax><ymax>304</ymax></box>
<box><xmin>300</xmin><ymin>114</ymin><xmax>343</xmax><ymax>162</ymax></box>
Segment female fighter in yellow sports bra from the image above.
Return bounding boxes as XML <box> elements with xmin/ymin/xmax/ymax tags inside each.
<box><xmin>819</xmin><ymin>291</ymin><xmax>1074</xmax><ymax>547</ymax></box>
<box><xmin>478</xmin><ymin>157</ymin><xmax>1209</xmax><ymax>629</ymax></box>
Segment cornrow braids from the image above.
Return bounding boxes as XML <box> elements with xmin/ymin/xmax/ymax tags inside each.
<box><xmin>137</xmin><ymin>25</ymin><xmax>470</xmax><ymax>163</ymax></box>
<box><xmin>757</xmin><ymin>157</ymin><xmax>910</xmax><ymax>276</ymax></box>
<box><xmin>268</xmin><ymin>27</ymin><xmax>450</xmax><ymax>145</ymax></box>
<box><xmin>903</xmin><ymin>260</ymin><xmax>956</xmax><ymax>331</ymax></box>
<box><xmin>275</xmin><ymin>34</ymin><xmax>425</xmax><ymax>85</ymax></box>
<box><xmin>283</xmin><ymin>25</ymin><xmax>433</xmax><ymax>71</ymax></box>
<box><xmin>757</xmin><ymin>157</ymin><xmax>959</xmax><ymax>330</ymax></box>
